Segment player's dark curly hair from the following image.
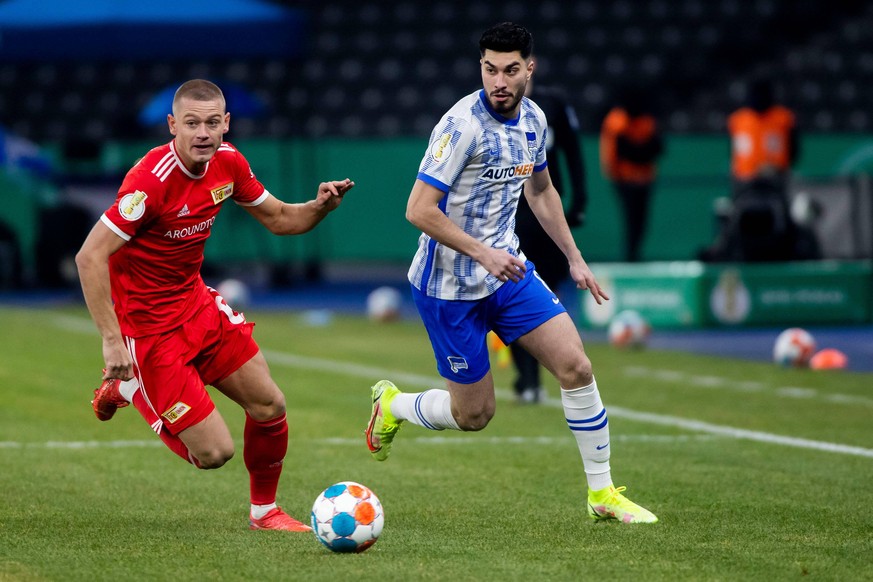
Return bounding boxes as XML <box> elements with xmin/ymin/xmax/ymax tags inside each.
<box><xmin>479</xmin><ymin>22</ymin><xmax>533</xmax><ymax>59</ymax></box>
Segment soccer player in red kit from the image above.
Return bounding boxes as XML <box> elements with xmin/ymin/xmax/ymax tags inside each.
<box><xmin>76</xmin><ymin>79</ymin><xmax>354</xmax><ymax>531</ymax></box>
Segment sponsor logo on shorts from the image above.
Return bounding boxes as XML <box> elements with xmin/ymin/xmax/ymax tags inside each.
<box><xmin>161</xmin><ymin>401</ymin><xmax>191</xmax><ymax>424</ymax></box>
<box><xmin>210</xmin><ymin>182</ymin><xmax>234</xmax><ymax>205</ymax></box>
<box><xmin>119</xmin><ymin>190</ymin><xmax>148</xmax><ymax>221</ymax></box>
<box><xmin>447</xmin><ymin>356</ymin><xmax>468</xmax><ymax>373</ymax></box>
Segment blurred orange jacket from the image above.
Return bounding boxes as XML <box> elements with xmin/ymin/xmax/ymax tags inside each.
<box><xmin>727</xmin><ymin>105</ymin><xmax>795</xmax><ymax>180</ymax></box>
<box><xmin>600</xmin><ymin>107</ymin><xmax>659</xmax><ymax>184</ymax></box>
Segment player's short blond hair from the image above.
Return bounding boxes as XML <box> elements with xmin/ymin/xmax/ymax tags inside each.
<box><xmin>172</xmin><ymin>79</ymin><xmax>226</xmax><ymax>115</ymax></box>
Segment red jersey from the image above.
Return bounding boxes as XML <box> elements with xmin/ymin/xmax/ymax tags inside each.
<box><xmin>101</xmin><ymin>140</ymin><xmax>268</xmax><ymax>337</ymax></box>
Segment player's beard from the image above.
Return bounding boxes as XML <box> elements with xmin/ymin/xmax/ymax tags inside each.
<box><xmin>489</xmin><ymin>88</ymin><xmax>523</xmax><ymax>115</ymax></box>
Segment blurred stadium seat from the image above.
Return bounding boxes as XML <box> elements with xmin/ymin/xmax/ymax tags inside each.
<box><xmin>0</xmin><ymin>0</ymin><xmax>870</xmax><ymax>140</ymax></box>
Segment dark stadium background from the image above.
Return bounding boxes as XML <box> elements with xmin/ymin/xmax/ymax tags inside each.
<box><xmin>1</xmin><ymin>0</ymin><xmax>871</xmax><ymax>368</ymax></box>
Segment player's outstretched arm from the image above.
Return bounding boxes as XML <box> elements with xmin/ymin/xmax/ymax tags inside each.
<box><xmin>246</xmin><ymin>179</ymin><xmax>354</xmax><ymax>235</ymax></box>
<box><xmin>75</xmin><ymin>222</ymin><xmax>134</xmax><ymax>380</ymax></box>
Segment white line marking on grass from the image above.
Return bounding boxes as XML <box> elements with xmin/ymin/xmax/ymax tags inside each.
<box><xmin>623</xmin><ymin>365</ymin><xmax>873</xmax><ymax>406</ymax></box>
<box><xmin>606</xmin><ymin>407</ymin><xmax>873</xmax><ymax>458</ymax></box>
<box><xmin>0</xmin><ymin>440</ymin><xmax>164</xmax><ymax>449</ymax></box>
<box><xmin>0</xmin><ymin>434</ymin><xmax>719</xmax><ymax>450</ymax></box>
<box><xmin>262</xmin><ymin>350</ymin><xmax>873</xmax><ymax>459</ymax></box>
<box><xmin>317</xmin><ymin>434</ymin><xmax>721</xmax><ymax>446</ymax></box>
<box><xmin>52</xmin><ymin>315</ymin><xmax>873</xmax><ymax>407</ymax></box>
<box><xmin>40</xmin><ymin>319</ymin><xmax>873</xmax><ymax>459</ymax></box>
<box><xmin>51</xmin><ymin>314</ymin><xmax>100</xmax><ymax>335</ymax></box>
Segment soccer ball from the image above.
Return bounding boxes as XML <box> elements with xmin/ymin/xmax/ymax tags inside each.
<box><xmin>366</xmin><ymin>286</ymin><xmax>402</xmax><ymax>322</ymax></box>
<box><xmin>772</xmin><ymin>327</ymin><xmax>816</xmax><ymax>367</ymax></box>
<box><xmin>311</xmin><ymin>481</ymin><xmax>384</xmax><ymax>553</ymax></box>
<box><xmin>216</xmin><ymin>278</ymin><xmax>251</xmax><ymax>310</ymax></box>
<box><xmin>608</xmin><ymin>310</ymin><xmax>650</xmax><ymax>349</ymax></box>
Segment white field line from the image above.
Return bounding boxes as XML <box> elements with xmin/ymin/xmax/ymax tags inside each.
<box><xmin>51</xmin><ymin>314</ymin><xmax>101</xmax><ymax>335</ymax></box>
<box><xmin>262</xmin><ymin>349</ymin><xmax>873</xmax><ymax>459</ymax></box>
<box><xmin>0</xmin><ymin>434</ymin><xmax>719</xmax><ymax>450</ymax></box>
<box><xmin>623</xmin><ymin>365</ymin><xmax>873</xmax><ymax>407</ymax></box>
<box><xmin>0</xmin><ymin>440</ymin><xmax>165</xmax><ymax>449</ymax></box>
<box><xmin>45</xmin><ymin>316</ymin><xmax>873</xmax><ymax>459</ymax></box>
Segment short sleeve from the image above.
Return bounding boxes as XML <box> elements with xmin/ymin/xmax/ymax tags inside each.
<box><xmin>230</xmin><ymin>147</ymin><xmax>268</xmax><ymax>206</ymax></box>
<box><xmin>416</xmin><ymin>116</ymin><xmax>477</xmax><ymax>193</ymax></box>
<box><xmin>101</xmin><ymin>168</ymin><xmax>161</xmax><ymax>241</ymax></box>
<box><xmin>535</xmin><ymin>124</ymin><xmax>548</xmax><ymax>171</ymax></box>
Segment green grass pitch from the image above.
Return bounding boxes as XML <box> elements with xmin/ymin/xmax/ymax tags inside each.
<box><xmin>1</xmin><ymin>305</ymin><xmax>872</xmax><ymax>581</ymax></box>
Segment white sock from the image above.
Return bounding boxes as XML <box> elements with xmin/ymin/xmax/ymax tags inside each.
<box><xmin>390</xmin><ymin>389</ymin><xmax>459</xmax><ymax>430</ymax></box>
<box><xmin>250</xmin><ymin>502</ymin><xmax>277</xmax><ymax>519</ymax></box>
<box><xmin>118</xmin><ymin>377</ymin><xmax>139</xmax><ymax>402</ymax></box>
<box><xmin>561</xmin><ymin>379</ymin><xmax>613</xmax><ymax>491</ymax></box>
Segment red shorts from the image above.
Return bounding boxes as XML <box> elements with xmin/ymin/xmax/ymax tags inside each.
<box><xmin>125</xmin><ymin>287</ymin><xmax>259</xmax><ymax>435</ymax></box>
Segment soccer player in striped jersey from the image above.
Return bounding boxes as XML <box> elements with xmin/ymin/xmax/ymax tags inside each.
<box><xmin>366</xmin><ymin>23</ymin><xmax>657</xmax><ymax>524</ymax></box>
<box><xmin>77</xmin><ymin>79</ymin><xmax>354</xmax><ymax>531</ymax></box>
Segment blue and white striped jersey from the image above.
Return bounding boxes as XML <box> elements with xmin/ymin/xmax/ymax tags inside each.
<box><xmin>408</xmin><ymin>89</ymin><xmax>549</xmax><ymax>300</ymax></box>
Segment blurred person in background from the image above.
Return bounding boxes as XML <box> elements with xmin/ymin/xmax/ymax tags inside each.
<box><xmin>510</xmin><ymin>72</ymin><xmax>588</xmax><ymax>405</ymax></box>
<box><xmin>699</xmin><ymin>77</ymin><xmax>802</xmax><ymax>262</ymax></box>
<box><xmin>365</xmin><ymin>22</ymin><xmax>657</xmax><ymax>524</ymax></box>
<box><xmin>76</xmin><ymin>79</ymin><xmax>354</xmax><ymax>532</ymax></box>
<box><xmin>728</xmin><ymin>77</ymin><xmax>798</xmax><ymax>197</ymax></box>
<box><xmin>600</xmin><ymin>87</ymin><xmax>664</xmax><ymax>262</ymax></box>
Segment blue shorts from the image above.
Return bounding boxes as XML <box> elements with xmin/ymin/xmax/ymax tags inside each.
<box><xmin>411</xmin><ymin>261</ymin><xmax>567</xmax><ymax>384</ymax></box>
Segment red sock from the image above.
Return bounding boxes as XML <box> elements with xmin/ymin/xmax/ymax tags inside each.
<box><xmin>244</xmin><ymin>412</ymin><xmax>288</xmax><ymax>506</ymax></box>
<box><xmin>131</xmin><ymin>390</ymin><xmax>201</xmax><ymax>468</ymax></box>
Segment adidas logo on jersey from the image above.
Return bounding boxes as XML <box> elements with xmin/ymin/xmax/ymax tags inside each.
<box><xmin>177</xmin><ymin>204</ymin><xmax>190</xmax><ymax>217</ymax></box>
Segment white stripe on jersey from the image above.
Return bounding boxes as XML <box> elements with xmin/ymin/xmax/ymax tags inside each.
<box><xmin>151</xmin><ymin>151</ymin><xmax>176</xmax><ymax>182</ymax></box>
<box><xmin>408</xmin><ymin>90</ymin><xmax>549</xmax><ymax>300</ymax></box>
<box><xmin>150</xmin><ymin>141</ymin><xmax>234</xmax><ymax>184</ymax></box>
<box><xmin>155</xmin><ymin>160</ymin><xmax>177</xmax><ymax>182</ymax></box>
<box><xmin>166</xmin><ymin>141</ymin><xmax>209</xmax><ymax>180</ymax></box>
<box><xmin>100</xmin><ymin>214</ymin><xmax>131</xmax><ymax>241</ymax></box>
<box><xmin>234</xmin><ymin>189</ymin><xmax>270</xmax><ymax>207</ymax></box>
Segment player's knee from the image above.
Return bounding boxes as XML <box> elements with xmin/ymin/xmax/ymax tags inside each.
<box><xmin>455</xmin><ymin>407</ymin><xmax>494</xmax><ymax>431</ymax></box>
<box><xmin>246</xmin><ymin>389</ymin><xmax>286</xmax><ymax>421</ymax></box>
<box><xmin>196</xmin><ymin>445</ymin><xmax>234</xmax><ymax>469</ymax></box>
<box><xmin>555</xmin><ymin>354</ymin><xmax>593</xmax><ymax>388</ymax></box>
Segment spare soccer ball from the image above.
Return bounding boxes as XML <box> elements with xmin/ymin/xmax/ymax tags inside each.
<box><xmin>216</xmin><ymin>278</ymin><xmax>251</xmax><ymax>310</ymax></box>
<box><xmin>773</xmin><ymin>327</ymin><xmax>816</xmax><ymax>367</ymax></box>
<box><xmin>311</xmin><ymin>481</ymin><xmax>384</xmax><ymax>553</ymax></box>
<box><xmin>608</xmin><ymin>310</ymin><xmax>650</xmax><ymax>349</ymax></box>
<box><xmin>366</xmin><ymin>286</ymin><xmax>402</xmax><ymax>322</ymax></box>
